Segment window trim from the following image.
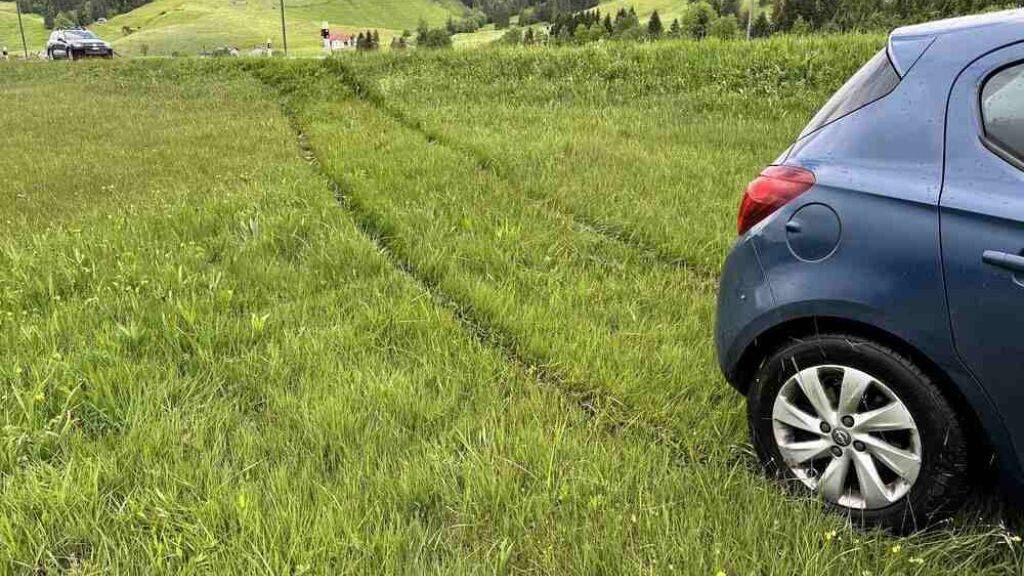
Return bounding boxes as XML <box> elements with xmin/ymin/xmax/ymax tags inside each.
<box><xmin>798</xmin><ymin>48</ymin><xmax>902</xmax><ymax>141</ymax></box>
<box><xmin>979</xmin><ymin>59</ymin><xmax>1024</xmax><ymax>172</ymax></box>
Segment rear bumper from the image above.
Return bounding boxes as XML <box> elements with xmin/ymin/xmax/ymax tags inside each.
<box><xmin>715</xmin><ymin>236</ymin><xmax>775</xmax><ymax>390</ymax></box>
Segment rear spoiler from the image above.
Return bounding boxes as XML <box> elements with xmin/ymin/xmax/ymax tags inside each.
<box><xmin>887</xmin><ymin>34</ymin><xmax>936</xmax><ymax>78</ymax></box>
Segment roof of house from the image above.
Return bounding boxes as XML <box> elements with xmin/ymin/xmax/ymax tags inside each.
<box><xmin>328</xmin><ymin>33</ymin><xmax>353</xmax><ymax>42</ymax></box>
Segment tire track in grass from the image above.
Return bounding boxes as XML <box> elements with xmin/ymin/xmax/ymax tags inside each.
<box><xmin>275</xmin><ymin>98</ymin><xmax>718</xmax><ymax>469</ymax></box>
<box><xmin>322</xmin><ymin>58</ymin><xmax>719</xmax><ymax>281</ymax></box>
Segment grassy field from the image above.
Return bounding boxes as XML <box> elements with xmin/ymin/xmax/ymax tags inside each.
<box><xmin>89</xmin><ymin>0</ymin><xmax>464</xmax><ymax>56</ymax></box>
<box><xmin>342</xmin><ymin>36</ymin><xmax>884</xmax><ymax>270</ymax></box>
<box><xmin>0</xmin><ymin>37</ymin><xmax>1021</xmax><ymax>573</ymax></box>
<box><xmin>0</xmin><ymin>2</ymin><xmax>46</xmax><ymax>55</ymax></box>
<box><xmin>593</xmin><ymin>0</ymin><xmax>692</xmax><ymax>21</ymax></box>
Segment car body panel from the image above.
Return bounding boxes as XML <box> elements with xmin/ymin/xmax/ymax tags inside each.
<box><xmin>715</xmin><ymin>10</ymin><xmax>1024</xmax><ymax>495</ymax></box>
<box><xmin>940</xmin><ymin>41</ymin><xmax>1024</xmax><ymax>477</ymax></box>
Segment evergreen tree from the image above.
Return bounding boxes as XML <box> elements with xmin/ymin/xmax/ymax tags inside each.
<box><xmin>668</xmin><ymin>18</ymin><xmax>681</xmax><ymax>38</ymax></box>
<box><xmin>708</xmin><ymin>14</ymin><xmax>740</xmax><ymax>38</ymax></box>
<box><xmin>492</xmin><ymin>7</ymin><xmax>511</xmax><ymax>28</ymax></box>
<box><xmin>647</xmin><ymin>10</ymin><xmax>663</xmax><ymax>37</ymax></box>
<box><xmin>790</xmin><ymin>15</ymin><xmax>810</xmax><ymax>34</ymax></box>
<box><xmin>503</xmin><ymin>25</ymin><xmax>523</xmax><ymax>44</ymax></box>
<box><xmin>682</xmin><ymin>1</ymin><xmax>716</xmax><ymax>39</ymax></box>
<box><xmin>603</xmin><ymin>13</ymin><xmax>613</xmax><ymax>34</ymax></box>
<box><xmin>720</xmin><ymin>0</ymin><xmax>740</xmax><ymax>15</ymax></box>
<box><xmin>416</xmin><ymin>18</ymin><xmax>429</xmax><ymax>45</ymax></box>
<box><xmin>751</xmin><ymin>11</ymin><xmax>771</xmax><ymax>37</ymax></box>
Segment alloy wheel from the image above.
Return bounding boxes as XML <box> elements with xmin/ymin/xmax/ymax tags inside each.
<box><xmin>771</xmin><ymin>364</ymin><xmax>922</xmax><ymax>510</ymax></box>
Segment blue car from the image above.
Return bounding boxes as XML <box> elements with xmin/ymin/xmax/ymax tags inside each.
<box><xmin>716</xmin><ymin>9</ymin><xmax>1024</xmax><ymax>531</ymax></box>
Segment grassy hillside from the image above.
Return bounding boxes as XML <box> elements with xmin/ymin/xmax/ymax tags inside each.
<box><xmin>0</xmin><ymin>2</ymin><xmax>46</xmax><ymax>54</ymax></box>
<box><xmin>0</xmin><ymin>37</ymin><xmax>1021</xmax><ymax>572</ymax></box>
<box><xmin>590</xmin><ymin>0</ymin><xmax>767</xmax><ymax>28</ymax></box>
<box><xmin>343</xmin><ymin>35</ymin><xmax>884</xmax><ymax>269</ymax></box>
<box><xmin>593</xmin><ymin>0</ymin><xmax>692</xmax><ymax>21</ymax></box>
<box><xmin>91</xmin><ymin>0</ymin><xmax>464</xmax><ymax>56</ymax></box>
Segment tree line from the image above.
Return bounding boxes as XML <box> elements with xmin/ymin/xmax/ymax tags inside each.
<box><xmin>16</xmin><ymin>0</ymin><xmax>149</xmax><ymax>27</ymax></box>
<box><xmin>504</xmin><ymin>5</ymin><xmax>764</xmax><ymax>45</ymax></box>
<box><xmin>498</xmin><ymin>0</ymin><xmax>1017</xmax><ymax>46</ymax></box>
<box><xmin>457</xmin><ymin>0</ymin><xmax>600</xmax><ymax>29</ymax></box>
<box><xmin>773</xmin><ymin>0</ymin><xmax>1017</xmax><ymax>32</ymax></box>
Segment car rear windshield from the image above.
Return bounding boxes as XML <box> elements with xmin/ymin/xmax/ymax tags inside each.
<box><xmin>799</xmin><ymin>49</ymin><xmax>902</xmax><ymax>139</ymax></box>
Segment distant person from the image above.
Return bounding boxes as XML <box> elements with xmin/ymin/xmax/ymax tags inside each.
<box><xmin>2</xmin><ymin>47</ymin><xmax>8</xmax><ymax>61</ymax></box>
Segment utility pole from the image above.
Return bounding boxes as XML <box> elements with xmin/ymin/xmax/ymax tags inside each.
<box><xmin>278</xmin><ymin>0</ymin><xmax>288</xmax><ymax>56</ymax></box>
<box><xmin>15</xmin><ymin>0</ymin><xmax>28</xmax><ymax>58</ymax></box>
<box><xmin>746</xmin><ymin>0</ymin><xmax>754</xmax><ymax>40</ymax></box>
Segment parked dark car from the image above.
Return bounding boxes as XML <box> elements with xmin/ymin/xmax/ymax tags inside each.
<box><xmin>47</xmin><ymin>28</ymin><xmax>113</xmax><ymax>60</ymax></box>
<box><xmin>716</xmin><ymin>9</ymin><xmax>1024</xmax><ymax>532</ymax></box>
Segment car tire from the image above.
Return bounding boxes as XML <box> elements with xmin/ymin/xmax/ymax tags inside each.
<box><xmin>747</xmin><ymin>333</ymin><xmax>970</xmax><ymax>533</ymax></box>
<box><xmin>66</xmin><ymin>49</ymin><xmax>75</xmax><ymax>61</ymax></box>
<box><xmin>47</xmin><ymin>48</ymin><xmax>55</xmax><ymax>60</ymax></box>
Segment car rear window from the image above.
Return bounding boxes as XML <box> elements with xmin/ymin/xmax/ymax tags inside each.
<box><xmin>982</xmin><ymin>62</ymin><xmax>1024</xmax><ymax>166</ymax></box>
<box><xmin>800</xmin><ymin>49</ymin><xmax>902</xmax><ymax>139</ymax></box>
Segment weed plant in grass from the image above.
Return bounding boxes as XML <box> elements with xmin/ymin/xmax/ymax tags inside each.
<box><xmin>255</xmin><ymin>58</ymin><xmax>1023</xmax><ymax>573</ymax></box>
<box><xmin>341</xmin><ymin>36</ymin><xmax>884</xmax><ymax>270</ymax></box>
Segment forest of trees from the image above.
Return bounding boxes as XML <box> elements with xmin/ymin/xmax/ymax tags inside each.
<box><xmin>497</xmin><ymin>0</ymin><xmax>1019</xmax><ymax>47</ymax></box>
<box><xmin>503</xmin><ymin>5</ymin><xmax>753</xmax><ymax>45</ymax></box>
<box><xmin>457</xmin><ymin>0</ymin><xmax>599</xmax><ymax>28</ymax></box>
<box><xmin>772</xmin><ymin>0</ymin><xmax>1018</xmax><ymax>32</ymax></box>
<box><xmin>17</xmin><ymin>0</ymin><xmax>151</xmax><ymax>27</ymax></box>
<box><xmin>474</xmin><ymin>0</ymin><xmax>1020</xmax><ymax>43</ymax></box>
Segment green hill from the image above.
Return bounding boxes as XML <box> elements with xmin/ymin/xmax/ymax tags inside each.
<box><xmin>0</xmin><ymin>2</ymin><xmax>47</xmax><ymax>55</ymax></box>
<box><xmin>592</xmin><ymin>0</ymin><xmax>691</xmax><ymax>21</ymax></box>
<box><xmin>590</xmin><ymin>0</ymin><xmax>762</xmax><ymax>24</ymax></box>
<box><xmin>91</xmin><ymin>0</ymin><xmax>465</xmax><ymax>56</ymax></box>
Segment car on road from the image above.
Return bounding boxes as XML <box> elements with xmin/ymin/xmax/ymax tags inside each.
<box><xmin>716</xmin><ymin>9</ymin><xmax>1024</xmax><ymax>531</ymax></box>
<box><xmin>47</xmin><ymin>28</ymin><xmax>113</xmax><ymax>60</ymax></box>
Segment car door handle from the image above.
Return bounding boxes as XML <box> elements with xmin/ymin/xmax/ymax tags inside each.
<box><xmin>982</xmin><ymin>250</ymin><xmax>1024</xmax><ymax>274</ymax></box>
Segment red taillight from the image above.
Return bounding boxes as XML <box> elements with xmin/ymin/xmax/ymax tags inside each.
<box><xmin>737</xmin><ymin>165</ymin><xmax>816</xmax><ymax>235</ymax></box>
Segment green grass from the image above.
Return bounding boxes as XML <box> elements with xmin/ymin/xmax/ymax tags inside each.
<box><xmin>453</xmin><ymin>25</ymin><xmax>505</xmax><ymax>48</ymax></box>
<box><xmin>0</xmin><ymin>37</ymin><xmax>1021</xmax><ymax>573</ymax></box>
<box><xmin>593</xmin><ymin>0</ymin><xmax>692</xmax><ymax>21</ymax></box>
<box><xmin>90</xmin><ymin>0</ymin><xmax>464</xmax><ymax>56</ymax></box>
<box><xmin>0</xmin><ymin>2</ymin><xmax>46</xmax><ymax>55</ymax></box>
<box><xmin>343</xmin><ymin>35</ymin><xmax>884</xmax><ymax>270</ymax></box>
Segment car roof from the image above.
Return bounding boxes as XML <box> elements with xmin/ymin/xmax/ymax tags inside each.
<box><xmin>888</xmin><ymin>9</ymin><xmax>1024</xmax><ymax>75</ymax></box>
